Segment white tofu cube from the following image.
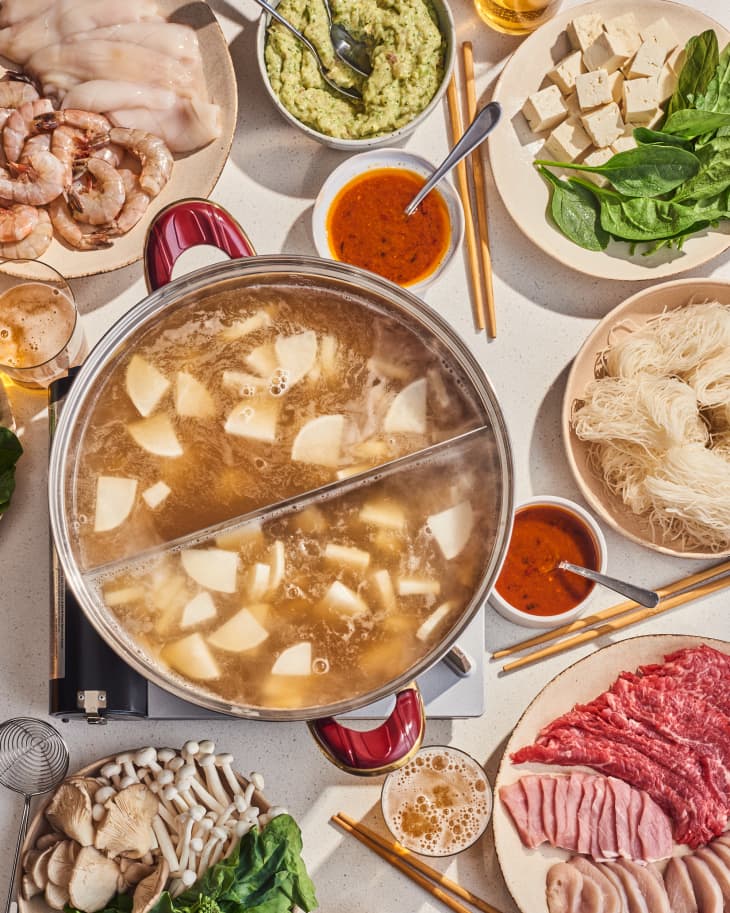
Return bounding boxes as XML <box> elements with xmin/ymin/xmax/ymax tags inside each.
<box><xmin>666</xmin><ymin>46</ymin><xmax>686</xmax><ymax>76</ymax></box>
<box><xmin>548</xmin><ymin>50</ymin><xmax>585</xmax><ymax>95</ymax></box>
<box><xmin>567</xmin><ymin>13</ymin><xmax>603</xmax><ymax>52</ymax></box>
<box><xmin>545</xmin><ymin>118</ymin><xmax>593</xmax><ymax>161</ymax></box>
<box><xmin>611</xmin><ymin>125</ymin><xmax>638</xmax><ymax>154</ymax></box>
<box><xmin>575</xmin><ymin>69</ymin><xmax>612</xmax><ymax>110</ymax></box>
<box><xmin>581</xmin><ymin>147</ymin><xmax>615</xmax><ymax>186</ymax></box>
<box><xmin>623</xmin><ymin>76</ymin><xmax>660</xmax><ymax>124</ymax></box>
<box><xmin>607</xmin><ymin>70</ymin><xmax>624</xmax><ymax>104</ymax></box>
<box><xmin>657</xmin><ymin>63</ymin><xmax>678</xmax><ymax>102</ymax></box>
<box><xmin>581</xmin><ymin>102</ymin><xmax>624</xmax><ymax>148</ymax></box>
<box><xmin>564</xmin><ymin>92</ymin><xmax>581</xmax><ymax>118</ymax></box>
<box><xmin>604</xmin><ymin>13</ymin><xmax>642</xmax><ymax>55</ymax></box>
<box><xmin>628</xmin><ymin>39</ymin><xmax>668</xmax><ymax>79</ymax></box>
<box><xmin>584</xmin><ymin>32</ymin><xmax>634</xmax><ymax>74</ymax></box>
<box><xmin>522</xmin><ymin>85</ymin><xmax>568</xmax><ymax>133</ymax></box>
<box><xmin>640</xmin><ymin>18</ymin><xmax>677</xmax><ymax>53</ymax></box>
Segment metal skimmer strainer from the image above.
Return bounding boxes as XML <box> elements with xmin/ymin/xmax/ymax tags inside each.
<box><xmin>0</xmin><ymin>718</ymin><xmax>69</xmax><ymax>913</ymax></box>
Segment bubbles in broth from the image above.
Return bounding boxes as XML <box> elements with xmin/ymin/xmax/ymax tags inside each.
<box><xmin>72</xmin><ymin>282</ymin><xmax>501</xmax><ymax>712</ymax></box>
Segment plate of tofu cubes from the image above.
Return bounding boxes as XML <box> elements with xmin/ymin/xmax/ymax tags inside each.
<box><xmin>490</xmin><ymin>0</ymin><xmax>730</xmax><ymax>280</ymax></box>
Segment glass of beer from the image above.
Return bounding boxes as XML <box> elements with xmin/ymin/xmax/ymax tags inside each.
<box><xmin>381</xmin><ymin>745</ymin><xmax>492</xmax><ymax>856</ymax></box>
<box><xmin>474</xmin><ymin>0</ymin><xmax>561</xmax><ymax>35</ymax></box>
<box><xmin>0</xmin><ymin>260</ymin><xmax>86</xmax><ymax>389</ymax></box>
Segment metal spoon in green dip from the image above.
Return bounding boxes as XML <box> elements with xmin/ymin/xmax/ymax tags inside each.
<box><xmin>320</xmin><ymin>0</ymin><xmax>372</xmax><ymax>77</ymax></box>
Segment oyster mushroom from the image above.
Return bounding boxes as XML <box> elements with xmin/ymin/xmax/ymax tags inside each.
<box><xmin>68</xmin><ymin>846</ymin><xmax>120</xmax><ymax>913</ymax></box>
<box><xmin>30</xmin><ymin>844</ymin><xmax>55</xmax><ymax>891</ymax></box>
<box><xmin>36</xmin><ymin>833</ymin><xmax>63</xmax><ymax>851</ymax></box>
<box><xmin>95</xmin><ymin>784</ymin><xmax>158</xmax><ymax>859</ymax></box>
<box><xmin>46</xmin><ymin>839</ymin><xmax>78</xmax><ymax>887</ymax></box>
<box><xmin>132</xmin><ymin>861</ymin><xmax>169</xmax><ymax>913</ymax></box>
<box><xmin>45</xmin><ymin>880</ymin><xmax>70</xmax><ymax>911</ymax></box>
<box><xmin>45</xmin><ymin>782</ymin><xmax>95</xmax><ymax>846</ymax></box>
<box><xmin>21</xmin><ymin>875</ymin><xmax>41</xmax><ymax>901</ymax></box>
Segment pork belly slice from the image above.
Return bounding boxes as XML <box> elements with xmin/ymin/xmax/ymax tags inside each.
<box><xmin>664</xmin><ymin>857</ymin><xmax>698</xmax><ymax>913</ymax></box>
<box><xmin>684</xmin><ymin>856</ymin><xmax>724</xmax><ymax>913</ymax></box>
<box><xmin>569</xmin><ymin>857</ymin><xmax>622</xmax><ymax>913</ymax></box>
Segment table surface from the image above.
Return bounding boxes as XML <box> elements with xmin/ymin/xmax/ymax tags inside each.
<box><xmin>1</xmin><ymin>0</ymin><xmax>729</xmax><ymax>909</ymax></box>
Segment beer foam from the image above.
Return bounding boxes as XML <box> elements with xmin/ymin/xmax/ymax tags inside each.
<box><xmin>381</xmin><ymin>746</ymin><xmax>492</xmax><ymax>856</ymax></box>
<box><xmin>0</xmin><ymin>283</ymin><xmax>75</xmax><ymax>368</ymax></box>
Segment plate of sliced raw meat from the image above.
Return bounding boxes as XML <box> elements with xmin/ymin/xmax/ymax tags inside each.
<box><xmin>493</xmin><ymin>634</ymin><xmax>730</xmax><ymax>913</ymax></box>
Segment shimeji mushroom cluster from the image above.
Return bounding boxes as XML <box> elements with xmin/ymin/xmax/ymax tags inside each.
<box><xmin>22</xmin><ymin>740</ymin><xmax>287</xmax><ymax>913</ymax></box>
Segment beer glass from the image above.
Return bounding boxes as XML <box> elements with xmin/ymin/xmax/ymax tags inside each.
<box><xmin>0</xmin><ymin>260</ymin><xmax>86</xmax><ymax>389</ymax></box>
<box><xmin>475</xmin><ymin>0</ymin><xmax>561</xmax><ymax>35</ymax></box>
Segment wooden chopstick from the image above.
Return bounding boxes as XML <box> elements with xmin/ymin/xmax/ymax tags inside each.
<box><xmin>446</xmin><ymin>75</ymin><xmax>487</xmax><ymax>332</ymax></box>
<box><xmin>461</xmin><ymin>42</ymin><xmax>496</xmax><ymax>339</ymax></box>
<box><xmin>332</xmin><ymin>812</ymin><xmax>502</xmax><ymax>913</ymax></box>
<box><xmin>501</xmin><ymin>567</ymin><xmax>730</xmax><ymax>673</ymax></box>
<box><xmin>493</xmin><ymin>558</ymin><xmax>730</xmax><ymax>659</ymax></box>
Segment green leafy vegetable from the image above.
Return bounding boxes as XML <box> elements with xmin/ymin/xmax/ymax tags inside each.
<box><xmin>0</xmin><ymin>426</ymin><xmax>22</xmax><ymax>515</ymax></box>
<box><xmin>536</xmin><ymin>146</ymin><xmax>700</xmax><ymax>197</ymax></box>
<box><xmin>667</xmin><ymin>30</ymin><xmax>719</xmax><ymax>116</ymax></box>
<box><xmin>599</xmin><ymin>190</ymin><xmax>730</xmax><ymax>241</ymax></box>
<box><xmin>672</xmin><ymin>136</ymin><xmax>730</xmax><ymax>201</ymax></box>
<box><xmin>537</xmin><ymin>167</ymin><xmax>608</xmax><ymax>251</ymax></box>
<box><xmin>663</xmin><ymin>108</ymin><xmax>730</xmax><ymax>138</ymax></box>
<box><xmin>694</xmin><ymin>44</ymin><xmax>730</xmax><ymax>112</ymax></box>
<box><xmin>153</xmin><ymin>815</ymin><xmax>317</xmax><ymax>913</ymax></box>
<box><xmin>633</xmin><ymin>127</ymin><xmax>693</xmax><ymax>151</ymax></box>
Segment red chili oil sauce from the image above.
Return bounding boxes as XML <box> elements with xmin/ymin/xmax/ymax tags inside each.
<box><xmin>326</xmin><ymin>168</ymin><xmax>451</xmax><ymax>286</ymax></box>
<box><xmin>494</xmin><ymin>504</ymin><xmax>599</xmax><ymax>617</ymax></box>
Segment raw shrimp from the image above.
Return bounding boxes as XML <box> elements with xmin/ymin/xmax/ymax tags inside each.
<box><xmin>90</xmin><ymin>142</ymin><xmax>124</xmax><ymax>169</ymax></box>
<box><xmin>0</xmin><ymin>202</ymin><xmax>37</xmax><ymax>241</ymax></box>
<box><xmin>3</xmin><ymin>96</ymin><xmax>52</xmax><ymax>162</ymax></box>
<box><xmin>0</xmin><ymin>76</ymin><xmax>38</xmax><ymax>108</ymax></box>
<box><xmin>107</xmin><ymin>126</ymin><xmax>172</xmax><ymax>197</ymax></box>
<box><xmin>69</xmin><ymin>157</ymin><xmax>124</xmax><ymax>226</ymax></box>
<box><xmin>18</xmin><ymin>130</ymin><xmax>49</xmax><ymax>163</ymax></box>
<box><xmin>0</xmin><ymin>205</ymin><xmax>51</xmax><ymax>258</ymax></box>
<box><xmin>0</xmin><ymin>149</ymin><xmax>65</xmax><ymax>205</ymax></box>
<box><xmin>48</xmin><ymin>195</ymin><xmax>111</xmax><ymax>250</ymax></box>
<box><xmin>34</xmin><ymin>107</ymin><xmax>110</xmax><ymax>134</ymax></box>
<box><xmin>111</xmin><ymin>169</ymin><xmax>150</xmax><ymax>235</ymax></box>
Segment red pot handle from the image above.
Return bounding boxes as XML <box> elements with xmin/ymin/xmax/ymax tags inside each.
<box><xmin>144</xmin><ymin>198</ymin><xmax>256</xmax><ymax>292</ymax></box>
<box><xmin>307</xmin><ymin>685</ymin><xmax>425</xmax><ymax>777</ymax></box>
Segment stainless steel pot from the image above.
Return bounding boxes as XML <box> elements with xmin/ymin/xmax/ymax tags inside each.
<box><xmin>48</xmin><ymin>200</ymin><xmax>513</xmax><ymax>774</ymax></box>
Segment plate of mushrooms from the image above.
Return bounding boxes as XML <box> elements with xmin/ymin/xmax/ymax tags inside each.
<box><xmin>17</xmin><ymin>739</ymin><xmax>286</xmax><ymax>913</ymax></box>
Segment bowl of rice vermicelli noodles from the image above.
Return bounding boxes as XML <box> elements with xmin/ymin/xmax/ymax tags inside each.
<box><xmin>563</xmin><ymin>279</ymin><xmax>730</xmax><ymax>559</ymax></box>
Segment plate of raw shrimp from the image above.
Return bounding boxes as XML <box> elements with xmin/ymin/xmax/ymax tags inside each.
<box><xmin>0</xmin><ymin>0</ymin><xmax>237</xmax><ymax>278</ymax></box>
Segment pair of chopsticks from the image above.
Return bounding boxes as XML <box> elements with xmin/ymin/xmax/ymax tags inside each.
<box><xmin>331</xmin><ymin>812</ymin><xmax>503</xmax><ymax>913</ymax></box>
<box><xmin>446</xmin><ymin>43</ymin><xmax>496</xmax><ymax>338</ymax></box>
<box><xmin>494</xmin><ymin>558</ymin><xmax>730</xmax><ymax>673</ymax></box>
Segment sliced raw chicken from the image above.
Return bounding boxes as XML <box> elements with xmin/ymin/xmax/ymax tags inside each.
<box><xmin>604</xmin><ymin>862</ymin><xmax>650</xmax><ymax>913</ymax></box>
<box><xmin>569</xmin><ymin>858</ymin><xmax>621</xmax><ymax>913</ymax></box>
<box><xmin>664</xmin><ymin>858</ymin><xmax>698</xmax><ymax>913</ymax></box>
<box><xmin>684</xmin><ymin>856</ymin><xmax>724</xmax><ymax>913</ymax></box>
<box><xmin>0</xmin><ymin>0</ymin><xmax>55</xmax><ymax>28</ymax></box>
<box><xmin>600</xmin><ymin>863</ymin><xmax>631</xmax><ymax>911</ymax></box>
<box><xmin>546</xmin><ymin>863</ymin><xmax>587</xmax><ymax>913</ymax></box>
<box><xmin>614</xmin><ymin>860</ymin><xmax>669</xmax><ymax>913</ymax></box>
<box><xmin>694</xmin><ymin>849</ymin><xmax>730</xmax><ymax>908</ymax></box>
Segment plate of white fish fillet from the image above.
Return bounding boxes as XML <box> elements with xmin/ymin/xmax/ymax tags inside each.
<box><xmin>0</xmin><ymin>0</ymin><xmax>237</xmax><ymax>277</ymax></box>
<box><xmin>493</xmin><ymin>634</ymin><xmax>730</xmax><ymax>913</ymax></box>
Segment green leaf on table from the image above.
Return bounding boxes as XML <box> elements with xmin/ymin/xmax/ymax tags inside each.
<box><xmin>663</xmin><ymin>108</ymin><xmax>730</xmax><ymax>138</ymax></box>
<box><xmin>0</xmin><ymin>426</ymin><xmax>22</xmax><ymax>515</ymax></box>
<box><xmin>537</xmin><ymin>166</ymin><xmax>609</xmax><ymax>251</ymax></box>
<box><xmin>667</xmin><ymin>30</ymin><xmax>719</xmax><ymax>116</ymax></box>
<box><xmin>694</xmin><ymin>43</ymin><xmax>730</xmax><ymax>113</ymax></box>
<box><xmin>535</xmin><ymin>146</ymin><xmax>700</xmax><ymax>197</ymax></box>
<box><xmin>633</xmin><ymin>127</ymin><xmax>693</xmax><ymax>151</ymax></box>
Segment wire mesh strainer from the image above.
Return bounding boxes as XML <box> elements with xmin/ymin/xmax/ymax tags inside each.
<box><xmin>0</xmin><ymin>718</ymin><xmax>69</xmax><ymax>913</ymax></box>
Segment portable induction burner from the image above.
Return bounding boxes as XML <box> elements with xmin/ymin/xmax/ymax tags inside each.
<box><xmin>48</xmin><ymin>374</ymin><xmax>488</xmax><ymax>725</ymax></box>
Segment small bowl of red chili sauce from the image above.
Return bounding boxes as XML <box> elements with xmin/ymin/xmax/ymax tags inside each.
<box><xmin>312</xmin><ymin>149</ymin><xmax>464</xmax><ymax>292</ymax></box>
<box><xmin>490</xmin><ymin>496</ymin><xmax>608</xmax><ymax>629</ymax></box>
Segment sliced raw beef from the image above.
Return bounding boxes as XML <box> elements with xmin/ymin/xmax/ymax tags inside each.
<box><xmin>499</xmin><ymin>773</ymin><xmax>672</xmax><ymax>861</ymax></box>
<box><xmin>511</xmin><ymin>645</ymin><xmax>730</xmax><ymax>847</ymax></box>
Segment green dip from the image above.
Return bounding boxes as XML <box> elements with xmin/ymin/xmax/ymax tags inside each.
<box><xmin>264</xmin><ymin>0</ymin><xmax>446</xmax><ymax>139</ymax></box>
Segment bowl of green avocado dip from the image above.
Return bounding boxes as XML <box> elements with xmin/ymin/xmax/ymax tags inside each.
<box><xmin>258</xmin><ymin>0</ymin><xmax>454</xmax><ymax>148</ymax></box>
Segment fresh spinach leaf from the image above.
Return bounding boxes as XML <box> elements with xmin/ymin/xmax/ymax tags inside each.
<box><xmin>695</xmin><ymin>43</ymin><xmax>730</xmax><ymax>113</ymax></box>
<box><xmin>535</xmin><ymin>146</ymin><xmax>700</xmax><ymax>197</ymax></box>
<box><xmin>633</xmin><ymin>127</ymin><xmax>693</xmax><ymax>151</ymax></box>
<box><xmin>0</xmin><ymin>427</ymin><xmax>22</xmax><ymax>515</ymax></box>
<box><xmin>667</xmin><ymin>30</ymin><xmax>719</xmax><ymax>116</ymax></box>
<box><xmin>672</xmin><ymin>136</ymin><xmax>730</xmax><ymax>201</ymax></box>
<box><xmin>599</xmin><ymin>190</ymin><xmax>730</xmax><ymax>241</ymax></box>
<box><xmin>663</xmin><ymin>108</ymin><xmax>730</xmax><ymax>138</ymax></box>
<box><xmin>537</xmin><ymin>166</ymin><xmax>609</xmax><ymax>251</ymax></box>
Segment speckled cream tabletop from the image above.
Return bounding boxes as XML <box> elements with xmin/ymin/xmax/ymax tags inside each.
<box><xmin>1</xmin><ymin>0</ymin><xmax>729</xmax><ymax>910</ymax></box>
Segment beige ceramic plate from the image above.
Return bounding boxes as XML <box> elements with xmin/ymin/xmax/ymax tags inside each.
<box><xmin>5</xmin><ymin>0</ymin><xmax>236</xmax><ymax>280</ymax></box>
<box><xmin>562</xmin><ymin>278</ymin><xmax>730</xmax><ymax>558</ymax></box>
<box><xmin>493</xmin><ymin>634</ymin><xmax>730</xmax><ymax>913</ymax></box>
<box><xmin>17</xmin><ymin>747</ymin><xmax>268</xmax><ymax>913</ymax></box>
<box><xmin>490</xmin><ymin>0</ymin><xmax>730</xmax><ymax>280</ymax></box>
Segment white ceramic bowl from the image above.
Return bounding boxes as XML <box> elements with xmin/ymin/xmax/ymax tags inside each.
<box><xmin>312</xmin><ymin>148</ymin><xmax>464</xmax><ymax>292</ymax></box>
<box><xmin>489</xmin><ymin>495</ymin><xmax>608</xmax><ymax>629</ymax></box>
<box><xmin>256</xmin><ymin>0</ymin><xmax>455</xmax><ymax>150</ymax></box>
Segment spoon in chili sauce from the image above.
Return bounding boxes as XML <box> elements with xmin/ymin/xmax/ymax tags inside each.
<box><xmin>404</xmin><ymin>101</ymin><xmax>502</xmax><ymax>216</ymax></box>
<box><xmin>557</xmin><ymin>561</ymin><xmax>660</xmax><ymax>608</ymax></box>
